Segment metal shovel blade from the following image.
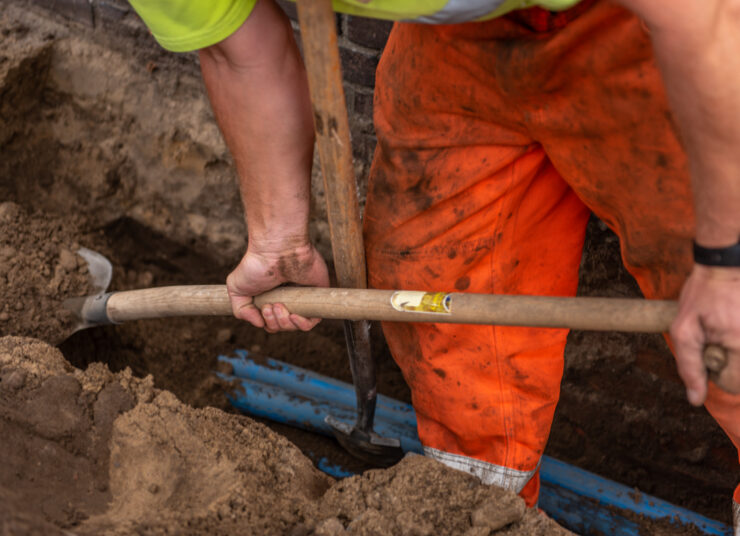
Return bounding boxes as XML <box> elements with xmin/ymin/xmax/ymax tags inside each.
<box><xmin>77</xmin><ymin>247</ymin><xmax>113</xmax><ymax>294</ymax></box>
<box><xmin>61</xmin><ymin>247</ymin><xmax>113</xmax><ymax>334</ymax></box>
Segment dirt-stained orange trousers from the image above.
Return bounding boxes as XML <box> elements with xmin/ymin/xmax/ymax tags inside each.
<box><xmin>364</xmin><ymin>0</ymin><xmax>740</xmax><ymax>509</ymax></box>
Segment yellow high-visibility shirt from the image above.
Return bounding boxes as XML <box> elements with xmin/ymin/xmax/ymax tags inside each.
<box><xmin>129</xmin><ymin>0</ymin><xmax>583</xmax><ymax>53</ymax></box>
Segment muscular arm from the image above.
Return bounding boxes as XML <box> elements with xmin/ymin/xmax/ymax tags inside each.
<box><xmin>199</xmin><ymin>0</ymin><xmax>328</xmax><ymax>332</ymax></box>
<box><xmin>616</xmin><ymin>0</ymin><xmax>740</xmax><ymax>403</ymax></box>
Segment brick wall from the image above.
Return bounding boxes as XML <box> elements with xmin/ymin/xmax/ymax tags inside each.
<box><xmin>24</xmin><ymin>0</ymin><xmax>145</xmax><ymax>40</ymax></box>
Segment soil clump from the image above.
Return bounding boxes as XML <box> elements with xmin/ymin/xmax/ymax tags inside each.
<box><xmin>0</xmin><ymin>202</ymin><xmax>96</xmax><ymax>343</ymax></box>
<box><xmin>0</xmin><ymin>336</ymin><xmax>573</xmax><ymax>535</ymax></box>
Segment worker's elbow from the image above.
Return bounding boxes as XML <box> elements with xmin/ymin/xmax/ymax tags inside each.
<box><xmin>199</xmin><ymin>0</ymin><xmax>294</xmax><ymax>73</ymax></box>
<box><xmin>619</xmin><ymin>0</ymin><xmax>740</xmax><ymax>37</ymax></box>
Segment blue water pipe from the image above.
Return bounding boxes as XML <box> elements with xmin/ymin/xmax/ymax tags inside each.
<box><xmin>221</xmin><ymin>350</ymin><xmax>417</xmax><ymax>428</ymax></box>
<box><xmin>217</xmin><ymin>352</ymin><xmax>732</xmax><ymax>536</ymax></box>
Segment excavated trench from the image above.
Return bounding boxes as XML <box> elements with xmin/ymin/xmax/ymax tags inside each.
<box><xmin>0</xmin><ymin>4</ymin><xmax>736</xmax><ymax>533</ymax></box>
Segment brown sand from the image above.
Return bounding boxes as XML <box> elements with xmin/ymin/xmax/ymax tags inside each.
<box><xmin>0</xmin><ymin>336</ymin><xmax>573</xmax><ymax>535</ymax></box>
<box><xmin>0</xmin><ymin>202</ymin><xmax>96</xmax><ymax>343</ymax></box>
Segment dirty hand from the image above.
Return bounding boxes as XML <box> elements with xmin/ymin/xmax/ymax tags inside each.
<box><xmin>226</xmin><ymin>242</ymin><xmax>329</xmax><ymax>332</ymax></box>
<box><xmin>671</xmin><ymin>264</ymin><xmax>740</xmax><ymax>405</ymax></box>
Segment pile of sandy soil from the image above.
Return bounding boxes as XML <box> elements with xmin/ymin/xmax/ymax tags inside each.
<box><xmin>0</xmin><ymin>202</ymin><xmax>97</xmax><ymax>343</ymax></box>
<box><xmin>0</xmin><ymin>336</ymin><xmax>572</xmax><ymax>535</ymax></box>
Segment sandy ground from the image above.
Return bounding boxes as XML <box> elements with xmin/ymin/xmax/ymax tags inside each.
<box><xmin>1</xmin><ymin>336</ymin><xmax>574</xmax><ymax>535</ymax></box>
<box><xmin>0</xmin><ymin>202</ymin><xmax>96</xmax><ymax>343</ymax></box>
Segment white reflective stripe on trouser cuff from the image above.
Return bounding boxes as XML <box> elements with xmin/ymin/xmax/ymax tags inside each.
<box><xmin>423</xmin><ymin>446</ymin><xmax>537</xmax><ymax>492</ymax></box>
<box><xmin>733</xmin><ymin>501</ymin><xmax>739</xmax><ymax>536</ymax></box>
<box><xmin>410</xmin><ymin>0</ymin><xmax>507</xmax><ymax>23</ymax></box>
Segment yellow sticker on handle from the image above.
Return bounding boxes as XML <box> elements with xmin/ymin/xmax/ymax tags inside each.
<box><xmin>391</xmin><ymin>291</ymin><xmax>451</xmax><ymax>314</ymax></box>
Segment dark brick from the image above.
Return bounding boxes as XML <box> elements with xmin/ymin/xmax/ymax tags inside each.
<box><xmin>344</xmin><ymin>16</ymin><xmax>392</xmax><ymax>50</ymax></box>
<box><xmin>97</xmin><ymin>0</ymin><xmax>130</xmax><ymax>23</ymax></box>
<box><xmin>31</xmin><ymin>0</ymin><xmax>94</xmax><ymax>27</ymax></box>
<box><xmin>339</xmin><ymin>46</ymin><xmax>378</xmax><ymax>88</ymax></box>
<box><xmin>342</xmin><ymin>84</ymin><xmax>355</xmax><ymax>112</ymax></box>
<box><xmin>351</xmin><ymin>132</ymin><xmax>377</xmax><ymax>164</ymax></box>
<box><xmin>276</xmin><ymin>0</ymin><xmax>298</xmax><ymax>21</ymax></box>
<box><xmin>353</xmin><ymin>90</ymin><xmax>374</xmax><ymax>119</ymax></box>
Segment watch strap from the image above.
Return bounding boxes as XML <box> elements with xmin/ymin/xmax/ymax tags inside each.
<box><xmin>693</xmin><ymin>241</ymin><xmax>740</xmax><ymax>267</ymax></box>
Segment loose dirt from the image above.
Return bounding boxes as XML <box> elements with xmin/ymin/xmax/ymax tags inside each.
<box><xmin>0</xmin><ymin>336</ymin><xmax>572</xmax><ymax>535</ymax></box>
<box><xmin>0</xmin><ymin>202</ymin><xmax>96</xmax><ymax>343</ymax></box>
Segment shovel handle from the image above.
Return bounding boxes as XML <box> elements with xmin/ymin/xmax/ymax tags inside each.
<box><xmin>97</xmin><ymin>284</ymin><xmax>693</xmax><ymax>333</ymax></box>
<box><xmin>257</xmin><ymin>287</ymin><xmax>679</xmax><ymax>332</ymax></box>
<box><xmin>105</xmin><ymin>285</ymin><xmax>678</xmax><ymax>330</ymax></box>
<box><xmin>104</xmin><ymin>285</ymin><xmax>232</xmax><ymax>322</ymax></box>
<box><xmin>100</xmin><ymin>285</ymin><xmax>728</xmax><ymax>371</ymax></box>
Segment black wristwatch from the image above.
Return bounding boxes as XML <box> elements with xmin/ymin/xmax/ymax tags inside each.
<box><xmin>693</xmin><ymin>240</ymin><xmax>740</xmax><ymax>267</ymax></box>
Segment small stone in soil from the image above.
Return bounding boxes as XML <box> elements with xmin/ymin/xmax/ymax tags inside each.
<box><xmin>470</xmin><ymin>493</ymin><xmax>526</xmax><ymax>530</ymax></box>
<box><xmin>216</xmin><ymin>328</ymin><xmax>233</xmax><ymax>344</ymax></box>
<box><xmin>137</xmin><ymin>271</ymin><xmax>154</xmax><ymax>287</ymax></box>
<box><xmin>59</xmin><ymin>249</ymin><xmax>78</xmax><ymax>272</ymax></box>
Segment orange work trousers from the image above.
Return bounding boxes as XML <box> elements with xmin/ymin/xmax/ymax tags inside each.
<box><xmin>364</xmin><ymin>0</ymin><xmax>740</xmax><ymax>509</ymax></box>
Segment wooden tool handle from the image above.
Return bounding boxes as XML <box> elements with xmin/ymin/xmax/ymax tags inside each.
<box><xmin>102</xmin><ymin>285</ymin><xmax>729</xmax><ymax>371</ymax></box>
<box><xmin>105</xmin><ymin>285</ymin><xmax>231</xmax><ymax>322</ymax></box>
<box><xmin>296</xmin><ymin>0</ymin><xmax>366</xmax><ymax>291</ymax></box>
<box><xmin>255</xmin><ymin>287</ymin><xmax>679</xmax><ymax>332</ymax></box>
<box><xmin>102</xmin><ymin>285</ymin><xmax>683</xmax><ymax>332</ymax></box>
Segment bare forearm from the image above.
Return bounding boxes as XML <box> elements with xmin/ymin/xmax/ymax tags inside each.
<box><xmin>619</xmin><ymin>0</ymin><xmax>740</xmax><ymax>246</ymax></box>
<box><xmin>198</xmin><ymin>0</ymin><xmax>328</xmax><ymax>332</ymax></box>
<box><xmin>199</xmin><ymin>0</ymin><xmax>314</xmax><ymax>251</ymax></box>
<box><xmin>617</xmin><ymin>0</ymin><xmax>740</xmax><ymax>403</ymax></box>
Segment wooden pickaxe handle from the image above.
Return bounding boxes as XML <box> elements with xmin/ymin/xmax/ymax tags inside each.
<box><xmin>294</xmin><ymin>0</ymin><xmax>366</xmax><ymax>291</ymax></box>
<box><xmin>294</xmin><ymin>0</ymin><xmax>380</xmax><ymax>440</ymax></box>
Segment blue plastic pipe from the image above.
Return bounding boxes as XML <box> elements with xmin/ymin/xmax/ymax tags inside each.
<box><xmin>218</xmin><ymin>353</ymin><xmax>732</xmax><ymax>536</ymax></box>
<box><xmin>220</xmin><ymin>350</ymin><xmax>417</xmax><ymax>428</ymax></box>
<box><xmin>539</xmin><ymin>457</ymin><xmax>732</xmax><ymax>536</ymax></box>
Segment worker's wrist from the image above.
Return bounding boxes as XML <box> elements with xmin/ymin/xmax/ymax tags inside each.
<box><xmin>246</xmin><ymin>234</ymin><xmax>313</xmax><ymax>257</ymax></box>
<box><xmin>691</xmin><ymin>262</ymin><xmax>740</xmax><ymax>284</ymax></box>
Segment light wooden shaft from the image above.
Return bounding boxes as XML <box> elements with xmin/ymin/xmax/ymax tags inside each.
<box><xmin>101</xmin><ymin>285</ymin><xmax>726</xmax><ymax>371</ymax></box>
<box><xmin>296</xmin><ymin>0</ymin><xmax>379</xmax><ymax>440</ymax></box>
<box><xmin>255</xmin><ymin>287</ymin><xmax>679</xmax><ymax>332</ymax></box>
<box><xmin>295</xmin><ymin>0</ymin><xmax>367</xmax><ymax>290</ymax></box>
<box><xmin>104</xmin><ymin>285</ymin><xmax>676</xmax><ymax>332</ymax></box>
<box><xmin>106</xmin><ymin>285</ymin><xmax>232</xmax><ymax>322</ymax></box>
